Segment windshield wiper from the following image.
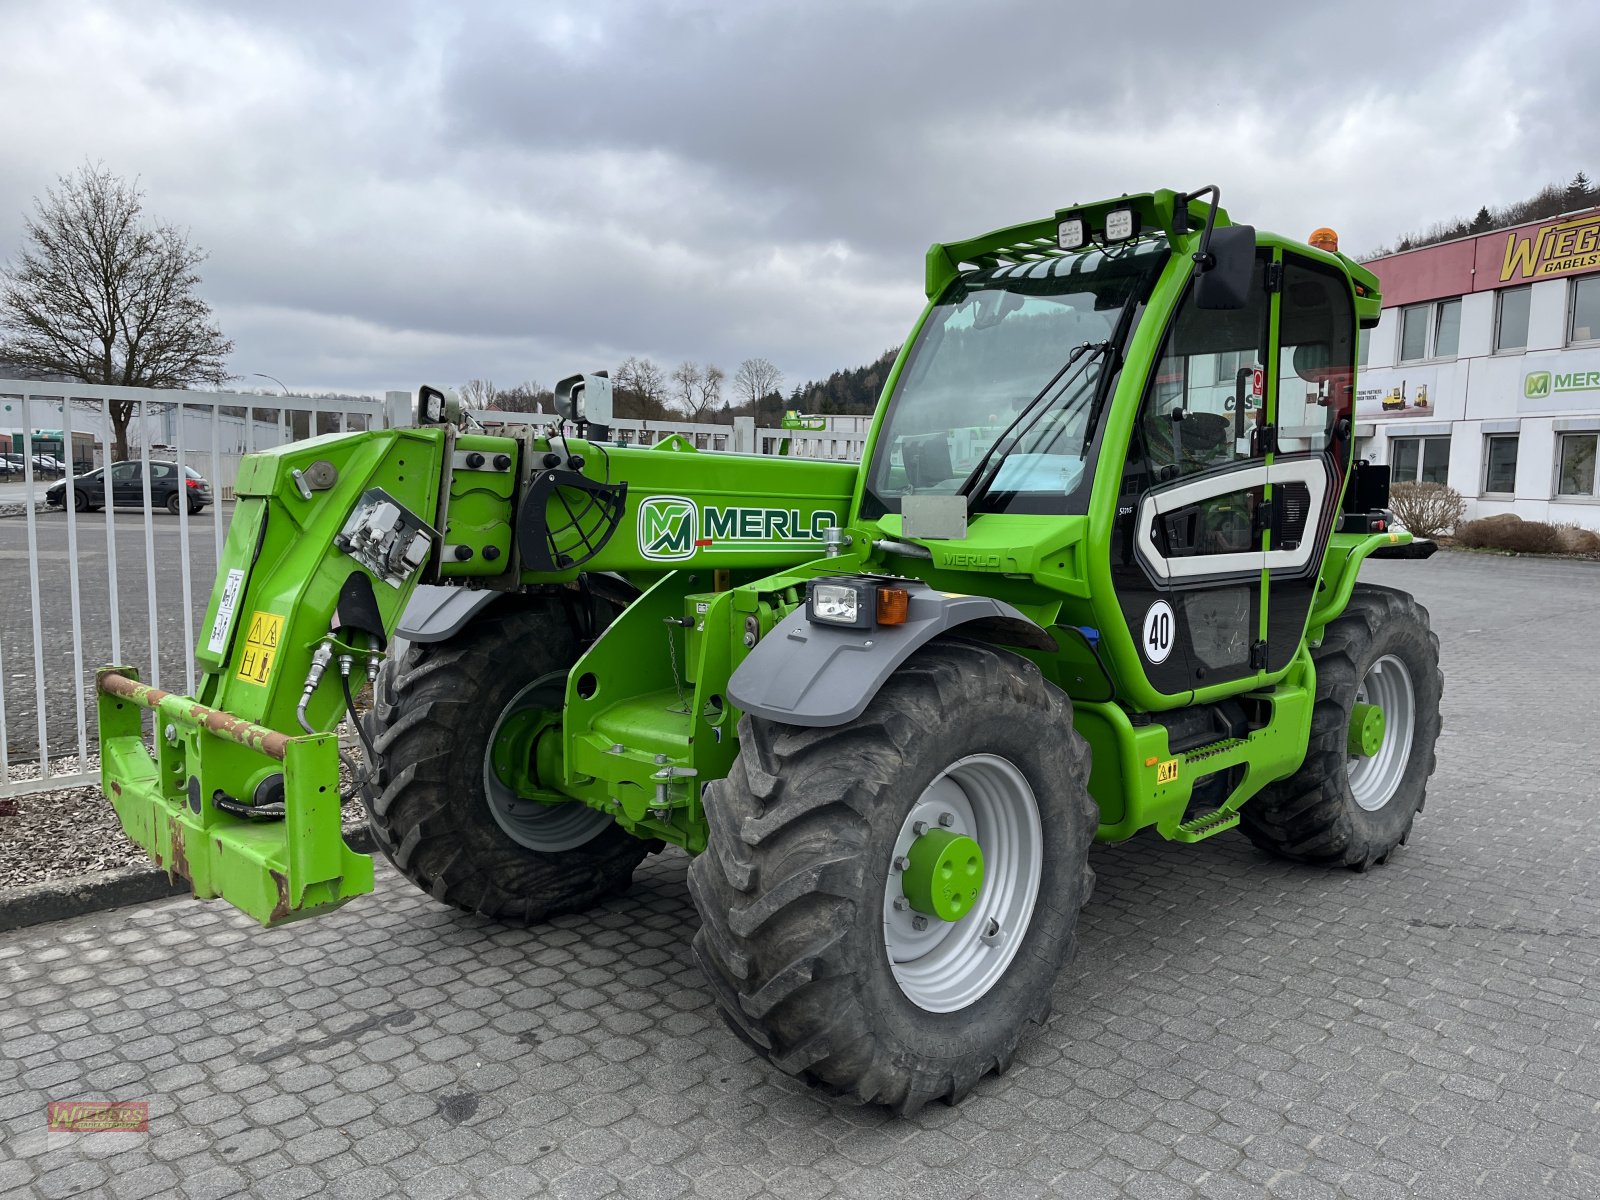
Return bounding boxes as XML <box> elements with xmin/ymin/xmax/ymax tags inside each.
<box><xmin>957</xmin><ymin>340</ymin><xmax>1111</xmax><ymax>514</ymax></box>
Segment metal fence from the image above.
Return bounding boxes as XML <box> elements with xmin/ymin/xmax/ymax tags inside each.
<box><xmin>0</xmin><ymin>381</ymin><xmax>392</xmax><ymax>799</ymax></box>
<box><xmin>0</xmin><ymin>382</ymin><xmax>864</xmax><ymax>800</ymax></box>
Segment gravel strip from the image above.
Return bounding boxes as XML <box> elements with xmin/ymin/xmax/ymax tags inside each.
<box><xmin>1</xmin><ymin>747</ymin><xmax>371</xmax><ymax>889</ymax></box>
<box><xmin>0</xmin><ymin>496</ymin><xmax>52</xmax><ymax>519</ymax></box>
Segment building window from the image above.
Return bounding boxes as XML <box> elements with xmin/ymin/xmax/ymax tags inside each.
<box><xmin>1557</xmin><ymin>433</ymin><xmax>1598</xmax><ymax>496</ymax></box>
<box><xmin>1399</xmin><ymin>304</ymin><xmax>1429</xmax><ymax>362</ymax></box>
<box><xmin>1432</xmin><ymin>298</ymin><xmax>1461</xmax><ymax>357</ymax></box>
<box><xmin>1391</xmin><ymin>436</ymin><xmax>1450</xmax><ymax>484</ymax></box>
<box><xmin>1483</xmin><ymin>434</ymin><xmax>1519</xmax><ymax>494</ymax></box>
<box><xmin>1570</xmin><ymin>275</ymin><xmax>1600</xmax><ymax>344</ymax></box>
<box><xmin>1357</xmin><ymin>327</ymin><xmax>1371</xmax><ymax>366</ymax></box>
<box><xmin>1495</xmin><ymin>285</ymin><xmax>1531</xmax><ymax>352</ymax></box>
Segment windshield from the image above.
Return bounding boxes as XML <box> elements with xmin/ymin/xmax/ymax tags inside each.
<box><xmin>864</xmin><ymin>240</ymin><xmax>1166</xmax><ymax>516</ymax></box>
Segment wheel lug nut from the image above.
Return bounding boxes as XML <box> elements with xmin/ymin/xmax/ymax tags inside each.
<box><xmin>938</xmin><ymin>811</ymin><xmax>955</xmax><ymax>827</ymax></box>
<box><xmin>912</xmin><ymin>820</ymin><xmax>927</xmax><ymax>836</ymax></box>
<box><xmin>912</xmin><ymin>915</ymin><xmax>928</xmax><ymax>931</ymax></box>
<box><xmin>892</xmin><ymin>897</ymin><xmax>908</xmax><ymax>912</ymax></box>
<box><xmin>893</xmin><ymin>856</ymin><xmax>909</xmax><ymax>872</ymax></box>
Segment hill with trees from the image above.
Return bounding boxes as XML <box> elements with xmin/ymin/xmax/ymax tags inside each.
<box><xmin>1365</xmin><ymin>171</ymin><xmax>1598</xmax><ymax>258</ymax></box>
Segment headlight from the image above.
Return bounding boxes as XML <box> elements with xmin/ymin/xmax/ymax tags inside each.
<box><xmin>805</xmin><ymin>577</ymin><xmax>912</xmax><ymax>630</ymax></box>
<box><xmin>809</xmin><ymin>581</ymin><xmax>867</xmax><ymax>627</ymax></box>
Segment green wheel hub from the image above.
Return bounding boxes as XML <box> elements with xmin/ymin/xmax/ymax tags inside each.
<box><xmin>901</xmin><ymin>828</ymin><xmax>985</xmax><ymax>922</ymax></box>
<box><xmin>1348</xmin><ymin>701</ymin><xmax>1385</xmax><ymax>759</ymax></box>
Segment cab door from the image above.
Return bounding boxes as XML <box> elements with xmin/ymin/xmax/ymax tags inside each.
<box><xmin>1260</xmin><ymin>251</ymin><xmax>1358</xmax><ymax>670</ymax></box>
<box><xmin>1111</xmin><ymin>252</ymin><xmax>1272</xmax><ymax>697</ymax></box>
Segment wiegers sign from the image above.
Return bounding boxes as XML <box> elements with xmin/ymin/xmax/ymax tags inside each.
<box><xmin>1495</xmin><ymin>212</ymin><xmax>1600</xmax><ymax>284</ymax></box>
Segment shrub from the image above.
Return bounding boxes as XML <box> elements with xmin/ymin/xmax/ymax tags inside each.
<box><xmin>1386</xmin><ymin>481</ymin><xmax>1467</xmax><ymax>538</ymax></box>
<box><xmin>1455</xmin><ymin>516</ymin><xmax>1564</xmax><ymax>553</ymax></box>
<box><xmin>1555</xmin><ymin>523</ymin><xmax>1600</xmax><ymax>555</ymax></box>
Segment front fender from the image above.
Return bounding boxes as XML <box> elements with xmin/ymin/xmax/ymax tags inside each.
<box><xmin>396</xmin><ymin>584</ymin><xmax>497</xmax><ymax>644</ymax></box>
<box><xmin>727</xmin><ymin>585</ymin><xmax>1054</xmax><ymax>728</ymax></box>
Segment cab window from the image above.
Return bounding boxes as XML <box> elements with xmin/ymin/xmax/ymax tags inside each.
<box><xmin>1131</xmin><ymin>256</ymin><xmax>1268</xmax><ymax>482</ymax></box>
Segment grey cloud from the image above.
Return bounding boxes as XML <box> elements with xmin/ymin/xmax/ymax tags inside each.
<box><xmin>0</xmin><ymin>0</ymin><xmax>1594</xmax><ymax>396</ymax></box>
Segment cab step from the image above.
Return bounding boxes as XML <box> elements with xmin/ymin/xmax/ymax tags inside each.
<box><xmin>1172</xmin><ymin>806</ymin><xmax>1241</xmax><ymax>842</ymax></box>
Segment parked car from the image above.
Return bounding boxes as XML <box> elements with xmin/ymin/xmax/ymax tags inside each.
<box><xmin>45</xmin><ymin>460</ymin><xmax>213</xmax><ymax>515</ymax></box>
<box><xmin>1</xmin><ymin>453</ymin><xmax>66</xmax><ymax>478</ymax></box>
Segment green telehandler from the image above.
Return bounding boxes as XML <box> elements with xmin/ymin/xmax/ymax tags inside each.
<box><xmin>97</xmin><ymin>187</ymin><xmax>1441</xmax><ymax>1113</ymax></box>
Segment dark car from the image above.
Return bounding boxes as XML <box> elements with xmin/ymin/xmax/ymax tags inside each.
<box><xmin>2</xmin><ymin>453</ymin><xmax>65</xmax><ymax>478</ymax></box>
<box><xmin>46</xmin><ymin>460</ymin><xmax>214</xmax><ymax>515</ymax></box>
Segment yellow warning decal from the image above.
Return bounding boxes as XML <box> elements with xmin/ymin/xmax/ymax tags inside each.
<box><xmin>1157</xmin><ymin>758</ymin><xmax>1180</xmax><ymax>785</ymax></box>
<box><xmin>236</xmin><ymin>612</ymin><xmax>285</xmax><ymax>686</ymax></box>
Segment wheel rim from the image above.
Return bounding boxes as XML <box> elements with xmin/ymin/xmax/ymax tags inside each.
<box><xmin>1346</xmin><ymin>654</ymin><xmax>1416</xmax><ymax>812</ymax></box>
<box><xmin>483</xmin><ymin>672</ymin><xmax>614</xmax><ymax>851</ymax></box>
<box><xmin>882</xmin><ymin>753</ymin><xmax>1043</xmax><ymax>1013</ymax></box>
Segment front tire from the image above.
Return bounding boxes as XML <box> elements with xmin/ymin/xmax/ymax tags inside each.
<box><xmin>1241</xmin><ymin>584</ymin><xmax>1442</xmax><ymax>869</ymax></box>
<box><xmin>73</xmin><ymin>489</ymin><xmax>88</xmax><ymax>512</ymax></box>
<box><xmin>360</xmin><ymin>604</ymin><xmax>656</xmax><ymax>924</ymax></box>
<box><xmin>689</xmin><ymin>639</ymin><xmax>1097</xmax><ymax>1113</ymax></box>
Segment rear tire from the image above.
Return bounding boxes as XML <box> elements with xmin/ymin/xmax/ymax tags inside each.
<box><xmin>1241</xmin><ymin>584</ymin><xmax>1442</xmax><ymax>870</ymax></box>
<box><xmin>166</xmin><ymin>492</ymin><xmax>181</xmax><ymax>515</ymax></box>
<box><xmin>360</xmin><ymin>604</ymin><xmax>656</xmax><ymax>924</ymax></box>
<box><xmin>689</xmin><ymin>639</ymin><xmax>1097</xmax><ymax>1113</ymax></box>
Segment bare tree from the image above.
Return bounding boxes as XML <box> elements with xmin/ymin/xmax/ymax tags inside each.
<box><xmin>614</xmin><ymin>355</ymin><xmax>670</xmax><ymax>418</ymax></box>
<box><xmin>0</xmin><ymin>164</ymin><xmax>233</xmax><ymax>461</ymax></box>
<box><xmin>459</xmin><ymin>378</ymin><xmax>499</xmax><ymax>410</ymax></box>
<box><xmin>670</xmin><ymin>360</ymin><xmax>704</xmax><ymax>417</ymax></box>
<box><xmin>733</xmin><ymin>357</ymin><xmax>783</xmax><ymax>408</ymax></box>
<box><xmin>492</xmin><ymin>381</ymin><xmax>553</xmax><ymax>413</ymax></box>
<box><xmin>697</xmin><ymin>364</ymin><xmax>725</xmax><ymax>418</ymax></box>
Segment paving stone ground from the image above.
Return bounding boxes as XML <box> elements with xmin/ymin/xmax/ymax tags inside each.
<box><xmin>2</xmin><ymin>551</ymin><xmax>1597</xmax><ymax>1199</ymax></box>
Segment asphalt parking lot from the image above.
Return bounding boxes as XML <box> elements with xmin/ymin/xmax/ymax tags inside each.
<box><xmin>1</xmin><ymin>552</ymin><xmax>1597</xmax><ymax>1199</ymax></box>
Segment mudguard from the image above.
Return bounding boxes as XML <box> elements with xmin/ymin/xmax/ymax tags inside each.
<box><xmin>396</xmin><ymin>584</ymin><xmax>497</xmax><ymax>644</ymax></box>
<box><xmin>727</xmin><ymin>584</ymin><xmax>1054</xmax><ymax>728</ymax></box>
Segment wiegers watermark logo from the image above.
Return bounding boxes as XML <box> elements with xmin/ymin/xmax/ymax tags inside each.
<box><xmin>47</xmin><ymin>1101</ymin><xmax>148</xmax><ymax>1133</ymax></box>
<box><xmin>636</xmin><ymin>495</ymin><xmax>838</xmax><ymax>561</ymax></box>
<box><xmin>1499</xmin><ymin>212</ymin><xmax>1600</xmax><ymax>283</ymax></box>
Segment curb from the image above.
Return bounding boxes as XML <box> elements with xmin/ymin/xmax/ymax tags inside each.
<box><xmin>0</xmin><ymin>825</ymin><xmax>378</xmax><ymax>933</ymax></box>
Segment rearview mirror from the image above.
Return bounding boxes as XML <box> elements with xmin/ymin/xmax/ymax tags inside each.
<box><xmin>1194</xmin><ymin>224</ymin><xmax>1256</xmax><ymax>310</ymax></box>
<box><xmin>971</xmin><ymin>291</ymin><xmax>1024</xmax><ymax>330</ymax></box>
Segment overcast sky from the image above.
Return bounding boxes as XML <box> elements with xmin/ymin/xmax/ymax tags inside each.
<box><xmin>0</xmin><ymin>0</ymin><xmax>1594</xmax><ymax>398</ymax></box>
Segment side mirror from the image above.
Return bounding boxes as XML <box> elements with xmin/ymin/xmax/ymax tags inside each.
<box><xmin>1194</xmin><ymin>224</ymin><xmax>1256</xmax><ymax>310</ymax></box>
<box><xmin>901</xmin><ymin>432</ymin><xmax>953</xmax><ymax>488</ymax></box>
<box><xmin>1292</xmin><ymin>341</ymin><xmax>1334</xmax><ymax>380</ymax></box>
<box><xmin>553</xmin><ymin>372</ymin><xmax>615</xmax><ymax>425</ymax></box>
